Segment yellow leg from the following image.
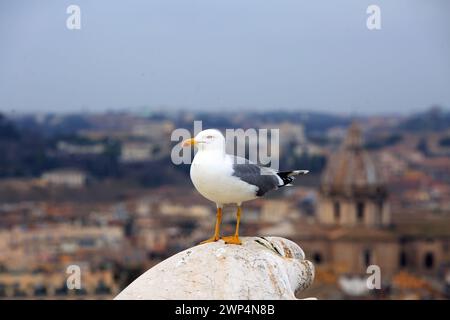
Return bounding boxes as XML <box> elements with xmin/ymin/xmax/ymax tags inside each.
<box><xmin>200</xmin><ymin>207</ymin><xmax>222</xmax><ymax>244</ymax></box>
<box><xmin>222</xmin><ymin>206</ymin><xmax>242</xmax><ymax>245</ymax></box>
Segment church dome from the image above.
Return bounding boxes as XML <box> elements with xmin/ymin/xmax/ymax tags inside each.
<box><xmin>321</xmin><ymin>123</ymin><xmax>386</xmax><ymax>198</ymax></box>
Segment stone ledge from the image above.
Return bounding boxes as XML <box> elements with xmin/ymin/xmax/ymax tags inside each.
<box><xmin>114</xmin><ymin>236</ymin><xmax>315</xmax><ymax>300</ymax></box>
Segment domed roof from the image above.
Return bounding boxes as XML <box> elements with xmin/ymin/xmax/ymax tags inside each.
<box><xmin>321</xmin><ymin>123</ymin><xmax>386</xmax><ymax>198</ymax></box>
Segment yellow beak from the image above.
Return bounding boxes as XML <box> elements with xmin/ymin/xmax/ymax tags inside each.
<box><xmin>182</xmin><ymin>138</ymin><xmax>197</xmax><ymax>147</ymax></box>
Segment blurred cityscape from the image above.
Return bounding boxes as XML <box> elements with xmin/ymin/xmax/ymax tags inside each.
<box><xmin>0</xmin><ymin>106</ymin><xmax>450</xmax><ymax>300</ymax></box>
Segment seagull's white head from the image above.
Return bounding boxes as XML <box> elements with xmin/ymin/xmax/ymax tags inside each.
<box><xmin>183</xmin><ymin>129</ymin><xmax>225</xmax><ymax>152</ymax></box>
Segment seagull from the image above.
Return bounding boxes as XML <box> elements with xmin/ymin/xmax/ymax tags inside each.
<box><xmin>183</xmin><ymin>129</ymin><xmax>308</xmax><ymax>245</ymax></box>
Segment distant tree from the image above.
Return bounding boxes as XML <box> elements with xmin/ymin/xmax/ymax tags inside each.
<box><xmin>439</xmin><ymin>136</ymin><xmax>450</xmax><ymax>147</ymax></box>
<box><xmin>0</xmin><ymin>113</ymin><xmax>20</xmax><ymax>140</ymax></box>
<box><xmin>417</xmin><ymin>138</ymin><xmax>429</xmax><ymax>155</ymax></box>
<box><xmin>400</xmin><ymin>106</ymin><xmax>450</xmax><ymax>132</ymax></box>
<box><xmin>365</xmin><ymin>134</ymin><xmax>403</xmax><ymax>150</ymax></box>
<box><xmin>0</xmin><ymin>113</ymin><xmax>51</xmax><ymax>177</ymax></box>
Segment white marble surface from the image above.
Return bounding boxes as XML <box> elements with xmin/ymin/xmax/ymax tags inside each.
<box><xmin>114</xmin><ymin>236</ymin><xmax>315</xmax><ymax>300</ymax></box>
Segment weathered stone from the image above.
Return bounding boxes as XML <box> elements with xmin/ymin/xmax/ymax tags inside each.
<box><xmin>114</xmin><ymin>236</ymin><xmax>315</xmax><ymax>300</ymax></box>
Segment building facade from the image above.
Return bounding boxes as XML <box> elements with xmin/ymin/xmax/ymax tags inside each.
<box><xmin>295</xmin><ymin>123</ymin><xmax>450</xmax><ymax>284</ymax></box>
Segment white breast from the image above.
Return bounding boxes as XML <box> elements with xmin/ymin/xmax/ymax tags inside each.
<box><xmin>190</xmin><ymin>152</ymin><xmax>258</xmax><ymax>206</ymax></box>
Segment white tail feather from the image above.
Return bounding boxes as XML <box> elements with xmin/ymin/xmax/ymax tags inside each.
<box><xmin>288</xmin><ymin>170</ymin><xmax>309</xmax><ymax>176</ymax></box>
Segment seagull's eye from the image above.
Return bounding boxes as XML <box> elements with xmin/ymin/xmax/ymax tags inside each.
<box><xmin>206</xmin><ymin>135</ymin><xmax>214</xmax><ymax>139</ymax></box>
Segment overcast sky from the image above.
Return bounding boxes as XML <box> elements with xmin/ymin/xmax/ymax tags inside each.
<box><xmin>0</xmin><ymin>0</ymin><xmax>449</xmax><ymax>115</ymax></box>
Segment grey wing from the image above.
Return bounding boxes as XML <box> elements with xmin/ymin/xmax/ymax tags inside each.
<box><xmin>229</xmin><ymin>155</ymin><xmax>281</xmax><ymax>197</ymax></box>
